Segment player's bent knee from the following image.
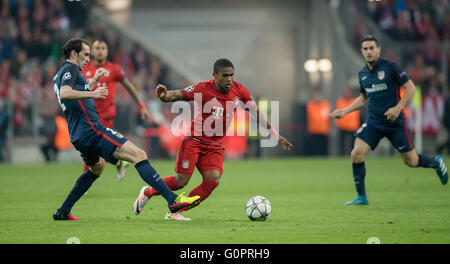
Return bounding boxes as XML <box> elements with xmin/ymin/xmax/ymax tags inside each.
<box><xmin>90</xmin><ymin>159</ymin><xmax>106</xmax><ymax>176</ymax></box>
<box><xmin>176</xmin><ymin>174</ymin><xmax>191</xmax><ymax>188</ymax></box>
<box><xmin>351</xmin><ymin>149</ymin><xmax>365</xmax><ymax>163</ymax></box>
<box><xmin>203</xmin><ymin>170</ymin><xmax>221</xmax><ymax>182</ymax></box>
<box><xmin>135</xmin><ymin>148</ymin><xmax>147</xmax><ymax>162</ymax></box>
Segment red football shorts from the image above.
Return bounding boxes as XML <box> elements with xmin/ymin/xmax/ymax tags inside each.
<box><xmin>175</xmin><ymin>136</ymin><xmax>225</xmax><ymax>177</ymax></box>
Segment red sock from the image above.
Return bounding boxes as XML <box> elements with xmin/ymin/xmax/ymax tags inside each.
<box><xmin>179</xmin><ymin>178</ymin><xmax>219</xmax><ymax>212</ymax></box>
<box><xmin>144</xmin><ymin>176</ymin><xmax>180</xmax><ymax>198</ymax></box>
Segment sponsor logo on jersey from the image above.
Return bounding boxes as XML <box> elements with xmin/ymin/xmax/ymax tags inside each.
<box><xmin>365</xmin><ymin>83</ymin><xmax>387</xmax><ymax>93</ymax></box>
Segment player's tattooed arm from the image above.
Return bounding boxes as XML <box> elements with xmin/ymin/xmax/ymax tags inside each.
<box><xmin>60</xmin><ymin>85</ymin><xmax>108</xmax><ymax>100</ymax></box>
<box><xmin>121</xmin><ymin>78</ymin><xmax>155</xmax><ymax>123</ymax></box>
<box><xmin>156</xmin><ymin>84</ymin><xmax>184</xmax><ymax>102</ymax></box>
<box><xmin>248</xmin><ymin>104</ymin><xmax>293</xmax><ymax>150</ymax></box>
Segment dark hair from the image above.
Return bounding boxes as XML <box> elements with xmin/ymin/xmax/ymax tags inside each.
<box><xmin>62</xmin><ymin>38</ymin><xmax>90</xmax><ymax>59</ymax></box>
<box><xmin>92</xmin><ymin>39</ymin><xmax>108</xmax><ymax>47</ymax></box>
<box><xmin>213</xmin><ymin>58</ymin><xmax>234</xmax><ymax>73</ymax></box>
<box><xmin>361</xmin><ymin>35</ymin><xmax>379</xmax><ymax>46</ymax></box>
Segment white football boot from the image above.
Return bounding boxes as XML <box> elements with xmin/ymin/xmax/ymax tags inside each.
<box><xmin>133</xmin><ymin>186</ymin><xmax>149</xmax><ymax>215</ymax></box>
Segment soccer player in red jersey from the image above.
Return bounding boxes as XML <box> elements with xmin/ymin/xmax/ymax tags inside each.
<box><xmin>133</xmin><ymin>58</ymin><xmax>293</xmax><ymax>220</ymax></box>
<box><xmin>81</xmin><ymin>40</ymin><xmax>152</xmax><ymax>180</ymax></box>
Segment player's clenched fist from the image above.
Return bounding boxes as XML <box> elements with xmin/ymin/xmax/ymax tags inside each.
<box><xmin>93</xmin><ymin>67</ymin><xmax>107</xmax><ymax>82</ymax></box>
<box><xmin>156</xmin><ymin>84</ymin><xmax>168</xmax><ymax>101</ymax></box>
<box><xmin>92</xmin><ymin>86</ymin><xmax>108</xmax><ymax>99</ymax></box>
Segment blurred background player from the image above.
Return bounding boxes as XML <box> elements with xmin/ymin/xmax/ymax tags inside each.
<box><xmin>52</xmin><ymin>38</ymin><xmax>199</xmax><ymax>220</ymax></box>
<box><xmin>81</xmin><ymin>40</ymin><xmax>153</xmax><ymax>181</ymax></box>
<box><xmin>133</xmin><ymin>58</ymin><xmax>293</xmax><ymax>220</ymax></box>
<box><xmin>330</xmin><ymin>35</ymin><xmax>448</xmax><ymax>206</ymax></box>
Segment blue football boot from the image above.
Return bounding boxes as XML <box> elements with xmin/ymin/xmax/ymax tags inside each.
<box><xmin>434</xmin><ymin>156</ymin><xmax>448</xmax><ymax>185</ymax></box>
<box><xmin>345</xmin><ymin>195</ymin><xmax>369</xmax><ymax>205</ymax></box>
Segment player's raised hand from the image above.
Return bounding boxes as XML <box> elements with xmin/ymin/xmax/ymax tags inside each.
<box><xmin>279</xmin><ymin>135</ymin><xmax>293</xmax><ymax>150</ymax></box>
<box><xmin>92</xmin><ymin>86</ymin><xmax>108</xmax><ymax>99</ymax></box>
<box><xmin>93</xmin><ymin>67</ymin><xmax>107</xmax><ymax>82</ymax></box>
<box><xmin>156</xmin><ymin>84</ymin><xmax>167</xmax><ymax>101</ymax></box>
<box><xmin>330</xmin><ymin>109</ymin><xmax>346</xmax><ymax>119</ymax></box>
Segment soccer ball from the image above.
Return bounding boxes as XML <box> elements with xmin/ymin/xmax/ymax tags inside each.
<box><xmin>245</xmin><ymin>196</ymin><xmax>271</xmax><ymax>221</ymax></box>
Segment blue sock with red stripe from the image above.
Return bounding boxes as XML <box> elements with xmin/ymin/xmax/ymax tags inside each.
<box><xmin>58</xmin><ymin>169</ymin><xmax>99</xmax><ymax>214</ymax></box>
<box><xmin>135</xmin><ymin>160</ymin><xmax>177</xmax><ymax>205</ymax></box>
<box><xmin>418</xmin><ymin>154</ymin><xmax>438</xmax><ymax>169</ymax></box>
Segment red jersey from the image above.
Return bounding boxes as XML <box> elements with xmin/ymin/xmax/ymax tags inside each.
<box><xmin>81</xmin><ymin>61</ymin><xmax>125</xmax><ymax>118</ymax></box>
<box><xmin>180</xmin><ymin>79</ymin><xmax>255</xmax><ymax>145</ymax></box>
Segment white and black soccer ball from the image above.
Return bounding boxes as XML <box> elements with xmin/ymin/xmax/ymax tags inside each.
<box><xmin>245</xmin><ymin>196</ymin><xmax>271</xmax><ymax>221</ymax></box>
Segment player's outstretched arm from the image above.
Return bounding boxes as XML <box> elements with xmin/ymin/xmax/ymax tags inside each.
<box><xmin>121</xmin><ymin>78</ymin><xmax>155</xmax><ymax>123</ymax></box>
<box><xmin>330</xmin><ymin>93</ymin><xmax>368</xmax><ymax>119</ymax></box>
<box><xmin>156</xmin><ymin>84</ymin><xmax>184</xmax><ymax>103</ymax></box>
<box><xmin>248</xmin><ymin>104</ymin><xmax>293</xmax><ymax>150</ymax></box>
<box><xmin>60</xmin><ymin>85</ymin><xmax>108</xmax><ymax>100</ymax></box>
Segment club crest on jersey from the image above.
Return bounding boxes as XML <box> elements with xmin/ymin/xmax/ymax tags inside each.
<box><xmin>62</xmin><ymin>71</ymin><xmax>71</xmax><ymax>80</ymax></box>
<box><xmin>182</xmin><ymin>160</ymin><xmax>190</xmax><ymax>169</ymax></box>
<box><xmin>103</xmin><ymin>70</ymin><xmax>110</xmax><ymax>77</ymax></box>
<box><xmin>234</xmin><ymin>98</ymin><xmax>240</xmax><ymax>106</ymax></box>
<box><xmin>86</xmin><ymin>71</ymin><xmax>91</xmax><ymax>77</ymax></box>
<box><xmin>185</xmin><ymin>85</ymin><xmax>194</xmax><ymax>92</ymax></box>
<box><xmin>377</xmin><ymin>71</ymin><xmax>385</xmax><ymax>80</ymax></box>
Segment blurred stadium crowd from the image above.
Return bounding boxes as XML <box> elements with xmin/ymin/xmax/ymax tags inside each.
<box><xmin>0</xmin><ymin>0</ymin><xmax>184</xmax><ymax>162</ymax></box>
<box><xmin>352</xmin><ymin>0</ymin><xmax>449</xmax><ymax>92</ymax></box>
<box><xmin>0</xmin><ymin>0</ymin><xmax>449</xmax><ymax>163</ymax></box>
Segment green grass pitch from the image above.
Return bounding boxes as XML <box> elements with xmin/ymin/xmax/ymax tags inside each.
<box><xmin>0</xmin><ymin>157</ymin><xmax>449</xmax><ymax>244</ymax></box>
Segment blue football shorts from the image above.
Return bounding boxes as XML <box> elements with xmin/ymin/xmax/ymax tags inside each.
<box><xmin>354</xmin><ymin>120</ymin><xmax>414</xmax><ymax>153</ymax></box>
<box><xmin>74</xmin><ymin>127</ymin><xmax>128</xmax><ymax>166</ymax></box>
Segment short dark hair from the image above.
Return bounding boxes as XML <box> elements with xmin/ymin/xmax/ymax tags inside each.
<box><xmin>361</xmin><ymin>35</ymin><xmax>379</xmax><ymax>46</ymax></box>
<box><xmin>62</xmin><ymin>38</ymin><xmax>90</xmax><ymax>59</ymax></box>
<box><xmin>92</xmin><ymin>39</ymin><xmax>108</xmax><ymax>47</ymax></box>
<box><xmin>213</xmin><ymin>58</ymin><xmax>234</xmax><ymax>73</ymax></box>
